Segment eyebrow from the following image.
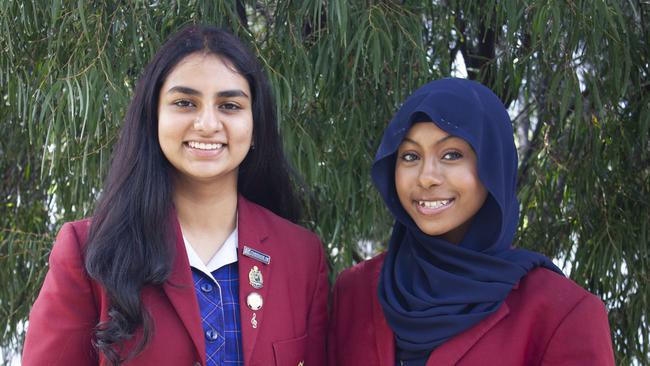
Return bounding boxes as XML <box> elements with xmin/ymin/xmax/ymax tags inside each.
<box><xmin>166</xmin><ymin>86</ymin><xmax>249</xmax><ymax>99</ymax></box>
<box><xmin>401</xmin><ymin>134</ymin><xmax>457</xmax><ymax>146</ymax></box>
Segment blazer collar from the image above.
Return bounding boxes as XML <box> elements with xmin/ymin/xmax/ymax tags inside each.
<box><xmin>162</xmin><ymin>210</ymin><xmax>206</xmax><ymax>365</ymax></box>
<box><xmin>371</xmin><ymin>254</ymin><xmax>512</xmax><ymax>366</ymax></box>
<box><xmin>236</xmin><ymin>194</ymin><xmax>271</xmax><ymax>366</ymax></box>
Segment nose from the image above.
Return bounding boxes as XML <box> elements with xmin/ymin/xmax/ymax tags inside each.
<box><xmin>417</xmin><ymin>159</ymin><xmax>443</xmax><ymax>188</ymax></box>
<box><xmin>193</xmin><ymin>107</ymin><xmax>222</xmax><ymax>132</ymax></box>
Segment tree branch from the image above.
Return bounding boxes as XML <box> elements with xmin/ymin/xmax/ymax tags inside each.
<box><xmin>236</xmin><ymin>0</ymin><xmax>247</xmax><ymax>29</ymax></box>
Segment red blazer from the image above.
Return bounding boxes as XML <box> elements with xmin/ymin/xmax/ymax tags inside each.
<box><xmin>23</xmin><ymin>196</ymin><xmax>328</xmax><ymax>366</ymax></box>
<box><xmin>328</xmin><ymin>253</ymin><xmax>615</xmax><ymax>366</ymax></box>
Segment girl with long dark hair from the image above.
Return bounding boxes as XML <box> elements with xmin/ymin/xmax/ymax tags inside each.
<box><xmin>23</xmin><ymin>25</ymin><xmax>328</xmax><ymax>366</ymax></box>
<box><xmin>328</xmin><ymin>78</ymin><xmax>614</xmax><ymax>365</ymax></box>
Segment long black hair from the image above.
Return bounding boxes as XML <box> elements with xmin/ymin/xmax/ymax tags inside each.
<box><xmin>84</xmin><ymin>25</ymin><xmax>302</xmax><ymax>365</ymax></box>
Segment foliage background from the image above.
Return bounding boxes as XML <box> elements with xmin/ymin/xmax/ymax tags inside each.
<box><xmin>1</xmin><ymin>0</ymin><xmax>648</xmax><ymax>364</ymax></box>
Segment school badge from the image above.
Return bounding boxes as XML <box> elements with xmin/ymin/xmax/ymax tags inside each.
<box><xmin>248</xmin><ymin>265</ymin><xmax>264</xmax><ymax>289</ymax></box>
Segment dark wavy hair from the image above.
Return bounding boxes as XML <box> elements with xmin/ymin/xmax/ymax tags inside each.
<box><xmin>84</xmin><ymin>25</ymin><xmax>302</xmax><ymax>365</ymax></box>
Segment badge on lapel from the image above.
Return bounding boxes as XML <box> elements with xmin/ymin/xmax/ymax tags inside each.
<box><xmin>248</xmin><ymin>265</ymin><xmax>263</xmax><ymax>289</ymax></box>
<box><xmin>242</xmin><ymin>246</ymin><xmax>271</xmax><ymax>265</ymax></box>
<box><xmin>246</xmin><ymin>291</ymin><xmax>263</xmax><ymax>311</ymax></box>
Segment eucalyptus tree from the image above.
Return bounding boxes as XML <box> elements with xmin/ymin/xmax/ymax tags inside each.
<box><xmin>1</xmin><ymin>0</ymin><xmax>648</xmax><ymax>364</ymax></box>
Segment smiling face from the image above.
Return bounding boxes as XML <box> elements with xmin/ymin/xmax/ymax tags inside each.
<box><xmin>395</xmin><ymin>122</ymin><xmax>488</xmax><ymax>244</ymax></box>
<box><xmin>157</xmin><ymin>52</ymin><xmax>253</xmax><ymax>186</ymax></box>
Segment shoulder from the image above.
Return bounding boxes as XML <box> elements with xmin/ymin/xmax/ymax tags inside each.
<box><xmin>514</xmin><ymin>267</ymin><xmax>599</xmax><ymax>305</ymax></box>
<box><xmin>49</xmin><ymin>219</ymin><xmax>92</xmax><ymax>263</ymax></box>
<box><xmin>507</xmin><ymin>267</ymin><xmax>607</xmax><ymax>324</ymax></box>
<box><xmin>330</xmin><ymin>253</ymin><xmax>386</xmax><ymax>332</ymax></box>
<box><xmin>509</xmin><ymin>269</ymin><xmax>615</xmax><ymax>364</ymax></box>
<box><xmin>334</xmin><ymin>252</ymin><xmax>386</xmax><ymax>294</ymax></box>
<box><xmin>57</xmin><ymin>219</ymin><xmax>92</xmax><ymax>240</ymax></box>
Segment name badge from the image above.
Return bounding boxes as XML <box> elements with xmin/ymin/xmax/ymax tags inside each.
<box><xmin>242</xmin><ymin>246</ymin><xmax>271</xmax><ymax>265</ymax></box>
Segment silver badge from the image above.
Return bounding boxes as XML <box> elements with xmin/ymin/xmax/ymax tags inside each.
<box><xmin>242</xmin><ymin>246</ymin><xmax>271</xmax><ymax>265</ymax></box>
<box><xmin>248</xmin><ymin>266</ymin><xmax>264</xmax><ymax>289</ymax></box>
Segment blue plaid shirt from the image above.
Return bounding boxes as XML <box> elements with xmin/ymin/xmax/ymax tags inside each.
<box><xmin>192</xmin><ymin>262</ymin><xmax>244</xmax><ymax>365</ymax></box>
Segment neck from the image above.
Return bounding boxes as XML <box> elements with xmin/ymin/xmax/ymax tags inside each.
<box><xmin>172</xmin><ymin>173</ymin><xmax>238</xmax><ymax>263</ymax></box>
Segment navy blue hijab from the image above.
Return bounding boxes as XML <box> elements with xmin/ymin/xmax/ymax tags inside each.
<box><xmin>373</xmin><ymin>78</ymin><xmax>561</xmax><ymax>365</ymax></box>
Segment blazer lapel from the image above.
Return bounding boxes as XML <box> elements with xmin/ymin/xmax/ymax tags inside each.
<box><xmin>371</xmin><ymin>257</ymin><xmax>396</xmax><ymax>366</ymax></box>
<box><xmin>426</xmin><ymin>299</ymin><xmax>511</xmax><ymax>366</ymax></box>
<box><xmin>162</xmin><ymin>213</ymin><xmax>206</xmax><ymax>364</ymax></box>
<box><xmin>237</xmin><ymin>195</ymin><xmax>271</xmax><ymax>366</ymax></box>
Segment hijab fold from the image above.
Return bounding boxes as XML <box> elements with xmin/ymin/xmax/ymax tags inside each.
<box><xmin>373</xmin><ymin>78</ymin><xmax>561</xmax><ymax>364</ymax></box>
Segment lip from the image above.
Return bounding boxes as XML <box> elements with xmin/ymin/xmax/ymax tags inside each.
<box><xmin>183</xmin><ymin>141</ymin><xmax>226</xmax><ymax>158</ymax></box>
<box><xmin>413</xmin><ymin>198</ymin><xmax>455</xmax><ymax>216</ymax></box>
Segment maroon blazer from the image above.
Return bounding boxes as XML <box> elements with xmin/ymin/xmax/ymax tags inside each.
<box><xmin>23</xmin><ymin>196</ymin><xmax>328</xmax><ymax>366</ymax></box>
<box><xmin>328</xmin><ymin>253</ymin><xmax>615</xmax><ymax>366</ymax></box>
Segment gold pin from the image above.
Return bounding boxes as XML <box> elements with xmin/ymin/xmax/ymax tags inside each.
<box><xmin>251</xmin><ymin>313</ymin><xmax>258</xmax><ymax>329</ymax></box>
<box><xmin>246</xmin><ymin>291</ymin><xmax>263</xmax><ymax>311</ymax></box>
<box><xmin>248</xmin><ymin>266</ymin><xmax>263</xmax><ymax>289</ymax></box>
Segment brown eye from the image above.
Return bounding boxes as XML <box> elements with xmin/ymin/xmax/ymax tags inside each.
<box><xmin>220</xmin><ymin>102</ymin><xmax>241</xmax><ymax>110</ymax></box>
<box><xmin>173</xmin><ymin>99</ymin><xmax>195</xmax><ymax>108</ymax></box>
<box><xmin>400</xmin><ymin>152</ymin><xmax>419</xmax><ymax>162</ymax></box>
<box><xmin>442</xmin><ymin>151</ymin><xmax>463</xmax><ymax>160</ymax></box>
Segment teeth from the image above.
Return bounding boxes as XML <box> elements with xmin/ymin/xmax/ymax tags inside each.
<box><xmin>418</xmin><ymin>200</ymin><xmax>450</xmax><ymax>209</ymax></box>
<box><xmin>188</xmin><ymin>141</ymin><xmax>223</xmax><ymax>150</ymax></box>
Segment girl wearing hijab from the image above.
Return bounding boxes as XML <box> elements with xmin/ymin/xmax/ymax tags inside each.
<box><xmin>328</xmin><ymin>78</ymin><xmax>614</xmax><ymax>366</ymax></box>
<box><xmin>23</xmin><ymin>26</ymin><xmax>327</xmax><ymax>366</ymax></box>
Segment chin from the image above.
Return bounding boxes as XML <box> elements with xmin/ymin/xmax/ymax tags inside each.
<box><xmin>414</xmin><ymin>223</ymin><xmax>444</xmax><ymax>237</ymax></box>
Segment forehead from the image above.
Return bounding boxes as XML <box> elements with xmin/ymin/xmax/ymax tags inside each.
<box><xmin>162</xmin><ymin>53</ymin><xmax>249</xmax><ymax>92</ymax></box>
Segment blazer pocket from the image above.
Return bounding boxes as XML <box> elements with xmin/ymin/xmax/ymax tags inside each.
<box><xmin>272</xmin><ymin>333</ymin><xmax>307</xmax><ymax>366</ymax></box>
